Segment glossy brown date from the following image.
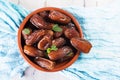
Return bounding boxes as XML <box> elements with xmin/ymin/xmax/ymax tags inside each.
<box><xmin>64</xmin><ymin>27</ymin><xmax>79</xmax><ymax>39</ymax></box>
<box><xmin>53</xmin><ymin>26</ymin><xmax>67</xmax><ymax>38</ymax></box>
<box><xmin>39</xmin><ymin>11</ymin><xmax>48</xmax><ymax>18</ymax></box>
<box><xmin>52</xmin><ymin>37</ymin><xmax>66</xmax><ymax>48</ymax></box>
<box><xmin>47</xmin><ymin>23</ymin><xmax>54</xmax><ymax>30</ymax></box>
<box><xmin>24</xmin><ymin>45</ymin><xmax>45</xmax><ymax>57</ymax></box>
<box><xmin>30</xmin><ymin>14</ymin><xmax>48</xmax><ymax>29</ymax></box>
<box><xmin>26</xmin><ymin>30</ymin><xmax>45</xmax><ymax>45</ymax></box>
<box><xmin>58</xmin><ymin>52</ymin><xmax>74</xmax><ymax>62</ymax></box>
<box><xmin>48</xmin><ymin>46</ymin><xmax>72</xmax><ymax>60</ymax></box>
<box><xmin>37</xmin><ymin>30</ymin><xmax>53</xmax><ymax>50</ymax></box>
<box><xmin>37</xmin><ymin>35</ymin><xmax>52</xmax><ymax>50</ymax></box>
<box><xmin>70</xmin><ymin>37</ymin><xmax>92</xmax><ymax>53</ymax></box>
<box><xmin>49</xmin><ymin>10</ymin><xmax>71</xmax><ymax>24</ymax></box>
<box><xmin>54</xmin><ymin>31</ymin><xmax>63</xmax><ymax>38</ymax></box>
<box><xmin>35</xmin><ymin>57</ymin><xmax>55</xmax><ymax>70</ymax></box>
<box><xmin>61</xmin><ymin>26</ymin><xmax>68</xmax><ymax>32</ymax></box>
<box><xmin>45</xmin><ymin>30</ymin><xmax>54</xmax><ymax>39</ymax></box>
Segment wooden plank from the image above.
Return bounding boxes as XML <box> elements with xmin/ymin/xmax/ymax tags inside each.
<box><xmin>18</xmin><ymin>0</ymin><xmax>46</xmax><ymax>10</ymax></box>
<box><xmin>9</xmin><ymin>0</ymin><xmax>114</xmax><ymax>10</ymax></box>
<box><xmin>84</xmin><ymin>0</ymin><xmax>113</xmax><ymax>7</ymax></box>
<box><xmin>46</xmin><ymin>0</ymin><xmax>84</xmax><ymax>7</ymax></box>
<box><xmin>96</xmin><ymin>0</ymin><xmax>113</xmax><ymax>6</ymax></box>
<box><xmin>84</xmin><ymin>0</ymin><xmax>97</xmax><ymax>7</ymax></box>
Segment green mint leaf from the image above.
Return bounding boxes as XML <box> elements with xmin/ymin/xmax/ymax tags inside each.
<box><xmin>51</xmin><ymin>45</ymin><xmax>58</xmax><ymax>51</ymax></box>
<box><xmin>52</xmin><ymin>24</ymin><xmax>62</xmax><ymax>32</ymax></box>
<box><xmin>47</xmin><ymin>48</ymin><xmax>51</xmax><ymax>54</ymax></box>
<box><xmin>46</xmin><ymin>45</ymin><xmax>58</xmax><ymax>54</ymax></box>
<box><xmin>22</xmin><ymin>28</ymin><xmax>31</xmax><ymax>35</ymax></box>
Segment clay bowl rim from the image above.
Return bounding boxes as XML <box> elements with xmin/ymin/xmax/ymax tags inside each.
<box><xmin>17</xmin><ymin>7</ymin><xmax>83</xmax><ymax>72</ymax></box>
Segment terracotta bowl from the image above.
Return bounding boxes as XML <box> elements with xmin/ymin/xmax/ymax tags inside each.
<box><xmin>17</xmin><ymin>7</ymin><xmax>83</xmax><ymax>72</ymax></box>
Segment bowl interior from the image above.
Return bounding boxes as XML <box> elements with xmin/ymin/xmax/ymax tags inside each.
<box><xmin>18</xmin><ymin>7</ymin><xmax>83</xmax><ymax>72</ymax></box>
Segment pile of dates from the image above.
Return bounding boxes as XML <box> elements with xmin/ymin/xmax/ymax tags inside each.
<box><xmin>22</xmin><ymin>10</ymin><xmax>92</xmax><ymax>70</ymax></box>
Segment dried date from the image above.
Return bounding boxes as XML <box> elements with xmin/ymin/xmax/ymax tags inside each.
<box><xmin>64</xmin><ymin>27</ymin><xmax>79</xmax><ymax>39</ymax></box>
<box><xmin>49</xmin><ymin>10</ymin><xmax>71</xmax><ymax>24</ymax></box>
<box><xmin>37</xmin><ymin>30</ymin><xmax>53</xmax><ymax>50</ymax></box>
<box><xmin>30</xmin><ymin>14</ymin><xmax>47</xmax><ymax>29</ymax></box>
<box><xmin>52</xmin><ymin>37</ymin><xmax>66</xmax><ymax>48</ymax></box>
<box><xmin>48</xmin><ymin>46</ymin><xmax>72</xmax><ymax>60</ymax></box>
<box><xmin>24</xmin><ymin>45</ymin><xmax>45</xmax><ymax>57</ymax></box>
<box><xmin>35</xmin><ymin>57</ymin><xmax>55</xmax><ymax>70</ymax></box>
<box><xmin>70</xmin><ymin>37</ymin><xmax>92</xmax><ymax>53</ymax></box>
<box><xmin>26</xmin><ymin>30</ymin><xmax>45</xmax><ymax>45</ymax></box>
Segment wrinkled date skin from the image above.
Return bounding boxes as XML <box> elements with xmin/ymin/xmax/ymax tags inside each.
<box><xmin>37</xmin><ymin>30</ymin><xmax>53</xmax><ymax>50</ymax></box>
<box><xmin>48</xmin><ymin>46</ymin><xmax>72</xmax><ymax>61</ymax></box>
<box><xmin>35</xmin><ymin>57</ymin><xmax>55</xmax><ymax>70</ymax></box>
<box><xmin>64</xmin><ymin>27</ymin><xmax>79</xmax><ymax>39</ymax></box>
<box><xmin>37</xmin><ymin>35</ymin><xmax>52</xmax><ymax>50</ymax></box>
<box><xmin>45</xmin><ymin>30</ymin><xmax>54</xmax><ymax>39</ymax></box>
<box><xmin>49</xmin><ymin>10</ymin><xmax>71</xmax><ymax>24</ymax></box>
<box><xmin>61</xmin><ymin>26</ymin><xmax>68</xmax><ymax>32</ymax></box>
<box><xmin>39</xmin><ymin>11</ymin><xmax>49</xmax><ymax>18</ymax></box>
<box><xmin>24</xmin><ymin>45</ymin><xmax>45</xmax><ymax>57</ymax></box>
<box><xmin>53</xmin><ymin>26</ymin><xmax>67</xmax><ymax>38</ymax></box>
<box><xmin>30</xmin><ymin>14</ymin><xmax>48</xmax><ymax>29</ymax></box>
<box><xmin>54</xmin><ymin>31</ymin><xmax>63</xmax><ymax>38</ymax></box>
<box><xmin>26</xmin><ymin>30</ymin><xmax>45</xmax><ymax>45</ymax></box>
<box><xmin>47</xmin><ymin>23</ymin><xmax>54</xmax><ymax>30</ymax></box>
<box><xmin>52</xmin><ymin>37</ymin><xmax>66</xmax><ymax>48</ymax></box>
<box><xmin>70</xmin><ymin>37</ymin><xmax>92</xmax><ymax>53</ymax></box>
<box><xmin>58</xmin><ymin>52</ymin><xmax>74</xmax><ymax>62</ymax></box>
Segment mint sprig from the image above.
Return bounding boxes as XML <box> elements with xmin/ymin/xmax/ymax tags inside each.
<box><xmin>52</xmin><ymin>24</ymin><xmax>62</xmax><ymax>32</ymax></box>
<box><xmin>47</xmin><ymin>45</ymin><xmax>58</xmax><ymax>54</ymax></box>
<box><xmin>47</xmin><ymin>48</ymin><xmax>51</xmax><ymax>54</ymax></box>
<box><xmin>22</xmin><ymin>28</ymin><xmax>31</xmax><ymax>35</ymax></box>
